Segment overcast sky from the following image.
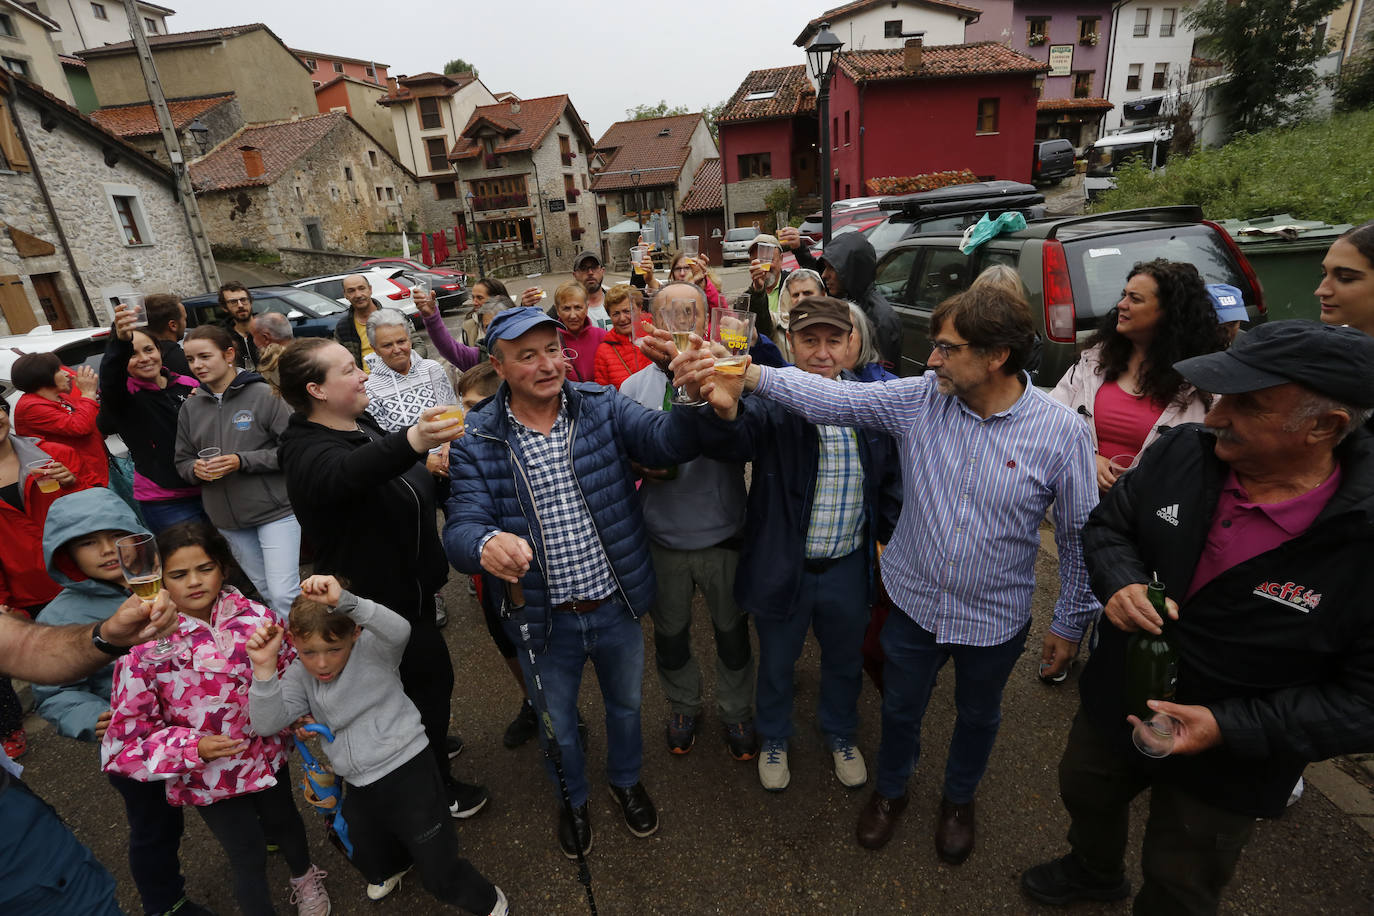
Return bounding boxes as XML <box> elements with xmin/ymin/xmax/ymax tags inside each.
<box><xmin>169</xmin><ymin>0</ymin><xmax>830</xmax><ymax>138</ymax></box>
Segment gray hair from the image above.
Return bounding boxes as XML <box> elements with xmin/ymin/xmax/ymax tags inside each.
<box><xmin>252</xmin><ymin>311</ymin><xmax>293</xmax><ymax>343</ymax></box>
<box><xmin>847</xmin><ymin>304</ymin><xmax>879</xmax><ymax>368</ymax></box>
<box><xmin>785</xmin><ymin>268</ymin><xmax>824</xmax><ymax>295</ymax></box>
<box><xmin>364</xmin><ymin>308</ymin><xmax>410</xmax><ymax>347</ymax></box>
<box><xmin>477</xmin><ymin>295</ymin><xmax>514</xmax><ymax>321</ymax></box>
<box><xmin>1284</xmin><ymin>390</ymin><xmax>1373</xmax><ymax>442</ymax></box>
<box><xmin>970</xmin><ymin>263</ymin><xmax>1026</xmax><ymax>298</ymax></box>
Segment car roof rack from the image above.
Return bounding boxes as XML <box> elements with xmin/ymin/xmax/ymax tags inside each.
<box><xmin>1045</xmin><ymin>205</ymin><xmax>1204</xmax><ymax>239</ymax></box>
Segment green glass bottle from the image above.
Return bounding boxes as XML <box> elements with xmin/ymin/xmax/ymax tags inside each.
<box><xmin>1123</xmin><ymin>578</ymin><xmax>1179</xmax><ymax>720</ymax></box>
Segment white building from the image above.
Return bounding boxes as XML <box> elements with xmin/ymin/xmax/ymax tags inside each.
<box><xmin>30</xmin><ymin>0</ymin><xmax>174</xmax><ymax>54</ymax></box>
<box><xmin>794</xmin><ymin>0</ymin><xmax>976</xmax><ymax>52</ymax></box>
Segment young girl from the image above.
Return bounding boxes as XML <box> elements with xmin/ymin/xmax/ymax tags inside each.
<box><xmin>101</xmin><ymin>521</ymin><xmax>330</xmax><ymax>916</ymax></box>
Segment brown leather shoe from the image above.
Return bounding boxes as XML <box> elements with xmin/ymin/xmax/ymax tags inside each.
<box><xmin>855</xmin><ymin>791</ymin><xmax>908</xmax><ymax>850</ymax></box>
<box><xmin>935</xmin><ymin>797</ymin><xmax>975</xmax><ymax>864</ymax></box>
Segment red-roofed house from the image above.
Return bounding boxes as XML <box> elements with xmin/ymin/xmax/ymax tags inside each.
<box><xmin>292</xmin><ymin>48</ymin><xmax>388</xmax><ymax>87</ymax></box>
<box><xmin>448</xmin><ymin>95</ymin><xmax>598</xmax><ymax>272</ymax></box>
<box><xmin>794</xmin><ymin>0</ymin><xmax>977</xmax><ymax>49</ymax></box>
<box><xmin>312</xmin><ymin>74</ymin><xmax>396</xmax><ymax>157</ymax></box>
<box><xmin>590</xmin><ymin>113</ymin><xmax>717</xmax><ymax>265</ymax></box>
<box><xmin>91</xmin><ymin>92</ymin><xmax>241</xmax><ymax>165</ymax></box>
<box><xmin>187</xmin><ymin>111</ymin><xmax>419</xmax><ymax>260</ymax></box>
<box><xmin>678</xmin><ymin>158</ymin><xmax>725</xmax><ymax>266</ymax></box>
<box><xmin>716</xmin><ymin>64</ymin><xmax>819</xmax><ymax>231</ymax></box>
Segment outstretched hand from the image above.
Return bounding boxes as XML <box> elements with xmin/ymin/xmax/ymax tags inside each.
<box><xmin>245</xmin><ymin>623</ymin><xmax>283</xmax><ymax>678</ymax></box>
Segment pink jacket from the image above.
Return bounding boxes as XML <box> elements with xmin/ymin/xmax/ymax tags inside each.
<box><xmin>101</xmin><ymin>588</ymin><xmax>294</xmax><ymax>807</ymax></box>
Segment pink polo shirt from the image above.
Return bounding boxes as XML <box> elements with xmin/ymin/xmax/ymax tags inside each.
<box><xmin>1186</xmin><ymin>465</ymin><xmax>1342</xmax><ymax>599</ymax></box>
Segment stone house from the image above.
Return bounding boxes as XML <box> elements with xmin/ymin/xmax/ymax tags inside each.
<box><xmin>0</xmin><ymin>0</ymin><xmax>72</xmax><ymax>105</ymax></box>
<box><xmin>446</xmin><ymin>94</ymin><xmax>598</xmax><ymax>273</ymax></box>
<box><xmin>188</xmin><ymin>111</ymin><xmax>420</xmax><ymax>258</ymax></box>
<box><xmin>79</xmin><ymin>23</ymin><xmax>317</xmax><ymax>124</ymax></box>
<box><xmin>31</xmin><ymin>0</ymin><xmax>174</xmax><ymax>55</ymax></box>
<box><xmin>0</xmin><ymin>71</ymin><xmax>202</xmax><ymax>333</ymax></box>
<box><xmin>590</xmin><ymin>113</ymin><xmax>718</xmax><ymax>265</ymax></box>
<box><xmin>678</xmin><ymin>158</ymin><xmax>726</xmax><ymax>267</ymax></box>
<box><xmin>90</xmin><ymin>91</ymin><xmax>241</xmax><ymax>165</ymax></box>
<box><xmin>379</xmin><ymin>71</ymin><xmax>497</xmax><ymax>230</ymax></box>
<box><xmin>312</xmin><ymin>74</ymin><xmax>395</xmax><ymax>157</ymax></box>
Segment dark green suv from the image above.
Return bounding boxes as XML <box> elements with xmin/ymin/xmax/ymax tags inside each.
<box><xmin>871</xmin><ymin>206</ymin><xmax>1266</xmax><ymax>385</ymax></box>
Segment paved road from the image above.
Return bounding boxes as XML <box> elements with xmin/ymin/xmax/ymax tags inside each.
<box><xmin>19</xmin><ymin>546</ymin><xmax>1374</xmax><ymax>915</ymax></box>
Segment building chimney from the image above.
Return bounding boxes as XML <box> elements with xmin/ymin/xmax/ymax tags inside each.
<box><xmin>239</xmin><ymin>146</ymin><xmax>265</xmax><ymax>178</ymax></box>
<box><xmin>387</xmin><ymin>76</ymin><xmax>398</xmax><ymax>95</ymax></box>
<box><xmin>904</xmin><ymin>36</ymin><xmax>924</xmax><ymax>71</ymax></box>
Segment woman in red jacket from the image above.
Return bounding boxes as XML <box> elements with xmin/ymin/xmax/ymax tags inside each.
<box><xmin>593</xmin><ymin>284</ymin><xmax>653</xmax><ymax>389</ymax></box>
<box><xmin>12</xmin><ymin>351</ymin><xmax>108</xmax><ymax>487</ymax></box>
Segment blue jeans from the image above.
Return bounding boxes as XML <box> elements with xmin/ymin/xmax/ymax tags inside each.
<box><xmin>875</xmin><ymin>610</ymin><xmax>1029</xmax><ymax>803</ymax></box>
<box><xmin>754</xmin><ymin>548</ymin><xmax>869</xmax><ymax>741</ymax></box>
<box><xmin>220</xmin><ymin>515</ymin><xmax>303</xmax><ymax>615</ymax></box>
<box><xmin>505</xmin><ymin>596</ymin><xmax>644</xmax><ymax>808</ymax></box>
<box><xmin>137</xmin><ymin>496</ymin><xmax>206</xmax><ymax>535</ymax></box>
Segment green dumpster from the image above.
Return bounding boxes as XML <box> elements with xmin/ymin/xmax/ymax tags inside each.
<box><xmin>1215</xmin><ymin>214</ymin><xmax>1351</xmax><ymax>322</ymax></box>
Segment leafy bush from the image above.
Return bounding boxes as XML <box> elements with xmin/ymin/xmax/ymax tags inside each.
<box><xmin>866</xmin><ymin>170</ymin><xmax>979</xmax><ymax>196</ymax></box>
<box><xmin>1093</xmin><ymin>109</ymin><xmax>1374</xmax><ymax>224</ymax></box>
<box><xmin>1335</xmin><ymin>51</ymin><xmax>1374</xmax><ymax>112</ymax></box>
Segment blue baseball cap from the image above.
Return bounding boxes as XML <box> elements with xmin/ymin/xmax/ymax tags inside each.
<box><xmin>484</xmin><ymin>306</ymin><xmax>564</xmax><ymax>345</ymax></box>
<box><xmin>1206</xmin><ymin>283</ymin><xmax>1247</xmax><ymax>323</ymax></box>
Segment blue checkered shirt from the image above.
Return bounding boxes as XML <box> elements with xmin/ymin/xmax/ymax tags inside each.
<box><xmin>805</xmin><ymin>424</ymin><xmax>866</xmax><ymax>559</ymax></box>
<box><xmin>507</xmin><ymin>395</ymin><xmax>617</xmax><ymax>604</ymax></box>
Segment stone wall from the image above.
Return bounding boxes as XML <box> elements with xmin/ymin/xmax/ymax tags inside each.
<box><xmin>123</xmin><ymin>96</ymin><xmax>245</xmax><ymax>168</ymax></box>
<box><xmin>527</xmin><ymin>109</ymin><xmax>598</xmax><ymax>272</ymax></box>
<box><xmin>277</xmin><ymin>247</ymin><xmax>367</xmax><ymax>279</ymax></box>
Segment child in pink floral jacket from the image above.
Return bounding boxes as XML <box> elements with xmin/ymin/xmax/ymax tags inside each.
<box><xmin>101</xmin><ymin>521</ymin><xmax>330</xmax><ymax>916</ymax></box>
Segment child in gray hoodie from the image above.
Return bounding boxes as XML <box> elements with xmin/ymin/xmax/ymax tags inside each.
<box><xmin>246</xmin><ymin>575</ymin><xmax>506</xmax><ymax>915</ymax></box>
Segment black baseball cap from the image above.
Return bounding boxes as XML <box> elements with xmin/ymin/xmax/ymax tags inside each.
<box><xmin>1174</xmin><ymin>320</ymin><xmax>1374</xmax><ymax>406</ymax></box>
<box><xmin>788</xmin><ymin>296</ymin><xmax>853</xmax><ymax>334</ymax></box>
<box><xmin>574</xmin><ymin>250</ymin><xmax>601</xmax><ymax>270</ymax></box>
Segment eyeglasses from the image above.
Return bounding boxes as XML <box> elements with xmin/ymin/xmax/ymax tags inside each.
<box><xmin>928</xmin><ymin>340</ymin><xmax>972</xmax><ymax>358</ymax></box>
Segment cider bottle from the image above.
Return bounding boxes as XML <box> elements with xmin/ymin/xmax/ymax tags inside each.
<box><xmin>1123</xmin><ymin>577</ymin><xmax>1179</xmax><ymax>720</ymax></box>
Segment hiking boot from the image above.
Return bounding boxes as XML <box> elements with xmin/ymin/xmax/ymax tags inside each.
<box><xmin>366</xmin><ymin>866</ymin><xmax>412</xmax><ymax>901</ymax></box>
<box><xmin>827</xmin><ymin>734</ymin><xmax>868</xmax><ymax>788</ymax></box>
<box><xmin>446</xmin><ymin>734</ymin><xmax>465</xmax><ymax>759</ymax></box>
<box><xmin>758</xmin><ymin>737</ymin><xmax>790</xmax><ymax>791</ymax></box>
<box><xmin>608</xmin><ymin>782</ymin><xmax>659</xmax><ymax>837</ymax></box>
<box><xmin>724</xmin><ymin>720</ymin><xmax>758</xmax><ymax>761</ymax></box>
<box><xmin>504</xmin><ymin>699</ymin><xmax>537</xmax><ymax>748</ymax></box>
<box><xmin>448</xmin><ymin>780</ymin><xmax>489</xmax><ymax>818</ymax></box>
<box><xmin>666</xmin><ymin>712</ymin><xmax>697</xmax><ymax>754</ymax></box>
<box><xmin>1020</xmin><ymin>854</ymin><xmax>1132</xmax><ymax>906</ymax></box>
<box><xmin>557</xmin><ymin>803</ymin><xmax>593</xmax><ymax>859</ymax></box>
<box><xmin>287</xmin><ymin>864</ymin><xmax>329</xmax><ymax>916</ymax></box>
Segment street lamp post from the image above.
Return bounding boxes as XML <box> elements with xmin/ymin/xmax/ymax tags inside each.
<box><xmin>187</xmin><ymin>118</ymin><xmax>210</xmax><ymax>156</ymax></box>
<box><xmin>806</xmin><ymin>22</ymin><xmax>843</xmax><ymax>247</ymax></box>
<box><xmin>464</xmin><ymin>189</ymin><xmax>486</xmax><ymax>279</ymax></box>
<box><xmin>629</xmin><ymin>170</ymin><xmax>642</xmax><ymax>236</ymax></box>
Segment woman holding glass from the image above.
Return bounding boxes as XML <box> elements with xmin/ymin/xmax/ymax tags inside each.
<box><xmin>11</xmin><ymin>352</ymin><xmax>108</xmax><ymax>487</ymax></box>
<box><xmin>1050</xmin><ymin>259</ymin><xmax>1224</xmax><ymax>493</ymax></box>
<box><xmin>552</xmin><ymin>280</ymin><xmax>605</xmax><ymax>383</ymax></box>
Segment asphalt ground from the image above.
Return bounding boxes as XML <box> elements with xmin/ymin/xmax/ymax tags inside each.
<box><xmin>19</xmin><ymin>545</ymin><xmax>1374</xmax><ymax>916</ymax></box>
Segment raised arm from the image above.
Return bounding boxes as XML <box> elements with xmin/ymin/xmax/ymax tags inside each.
<box><xmin>422</xmin><ymin>308</ymin><xmax>482</xmax><ymax>372</ymax></box>
<box><xmin>754</xmin><ymin>364</ymin><xmax>919</xmax><ymax>440</ymax></box>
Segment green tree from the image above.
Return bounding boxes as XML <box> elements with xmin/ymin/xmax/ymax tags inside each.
<box><xmin>1186</xmin><ymin>0</ymin><xmax>1342</xmax><ymax>135</ymax></box>
<box><xmin>1335</xmin><ymin>50</ymin><xmax>1374</xmax><ymax>112</ymax></box>
<box><xmin>443</xmin><ymin>58</ymin><xmax>478</xmax><ymax>77</ymax></box>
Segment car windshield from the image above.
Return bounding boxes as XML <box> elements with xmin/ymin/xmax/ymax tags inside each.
<box><xmin>1087</xmin><ymin>142</ymin><xmax>1154</xmax><ymax>176</ymax></box>
<box><xmin>725</xmin><ymin>228</ymin><xmax>756</xmax><ymax>242</ymax></box>
<box><xmin>276</xmin><ymin>288</ymin><xmax>347</xmax><ymax>316</ymax></box>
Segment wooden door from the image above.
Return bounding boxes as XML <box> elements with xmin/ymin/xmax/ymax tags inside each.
<box><xmin>0</xmin><ymin>274</ymin><xmax>37</xmax><ymax>334</ymax></box>
<box><xmin>30</xmin><ymin>273</ymin><xmax>72</xmax><ymax>329</ymax></box>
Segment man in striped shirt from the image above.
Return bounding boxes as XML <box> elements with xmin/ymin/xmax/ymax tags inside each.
<box><xmin>692</xmin><ymin>287</ymin><xmax>1097</xmax><ymax>860</ymax></box>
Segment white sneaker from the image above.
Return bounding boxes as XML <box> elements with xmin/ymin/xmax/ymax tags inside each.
<box><xmin>366</xmin><ymin>865</ymin><xmax>412</xmax><ymax>901</ymax></box>
<box><xmin>288</xmin><ymin>864</ymin><xmax>330</xmax><ymax>916</ymax></box>
<box><xmin>828</xmin><ymin>735</ymin><xmax>867</xmax><ymax>788</ymax></box>
<box><xmin>1287</xmin><ymin>776</ymin><xmax>1305</xmax><ymax>807</ymax></box>
<box><xmin>487</xmin><ymin>885</ymin><xmax>510</xmax><ymax>916</ymax></box>
<box><xmin>758</xmin><ymin>738</ymin><xmax>790</xmax><ymax>791</ymax></box>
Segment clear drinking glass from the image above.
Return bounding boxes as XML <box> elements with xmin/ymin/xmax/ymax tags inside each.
<box><xmin>631</xmin><ymin>245</ymin><xmax>650</xmax><ymax>276</ymax></box>
<box><xmin>1132</xmin><ymin>712</ymin><xmax>1177</xmax><ymax>758</ymax></box>
<box><xmin>26</xmin><ymin>459</ymin><xmax>60</xmax><ymax>494</ymax></box>
<box><xmin>658</xmin><ymin>296</ymin><xmax>705</xmax><ymax>406</ymax></box>
<box><xmin>197</xmin><ymin>447</ymin><xmax>222</xmax><ymax>481</ymax></box>
<box><xmin>119</xmin><ymin>293</ymin><xmax>147</xmax><ymax>328</ymax></box>
<box><xmin>680</xmin><ymin>235</ymin><xmax>700</xmax><ymax>266</ymax></box>
<box><xmin>709</xmin><ymin>307</ymin><xmax>755</xmax><ymax>376</ymax></box>
<box><xmin>116</xmin><ymin>533</ymin><xmax>175</xmax><ymax>661</ymax></box>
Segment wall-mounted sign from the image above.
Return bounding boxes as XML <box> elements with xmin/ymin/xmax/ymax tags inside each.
<box><xmin>1048</xmin><ymin>44</ymin><xmax>1074</xmax><ymax>78</ymax></box>
<box><xmin>548</xmin><ymin>199</ymin><xmax>567</xmax><ymax>213</ymax></box>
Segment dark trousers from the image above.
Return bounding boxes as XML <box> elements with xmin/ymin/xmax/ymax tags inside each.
<box><xmin>345</xmin><ymin>749</ymin><xmax>497</xmax><ymax>915</ymax></box>
<box><xmin>0</xmin><ymin>678</ymin><xmax>22</xmax><ymax>735</ymax></box>
<box><xmin>108</xmin><ymin>773</ymin><xmax>187</xmax><ymax>915</ymax></box>
<box><xmin>398</xmin><ymin>592</ymin><xmax>456</xmax><ymax>783</ymax></box>
<box><xmin>1059</xmin><ymin>709</ymin><xmax>1256</xmax><ymax>916</ymax></box>
<box><xmin>0</xmin><ymin>771</ymin><xmax>120</xmax><ymax>915</ymax></box>
<box><xmin>196</xmin><ymin>764</ymin><xmax>311</xmax><ymax>916</ymax></box>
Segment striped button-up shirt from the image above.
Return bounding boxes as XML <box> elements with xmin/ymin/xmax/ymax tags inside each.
<box><xmin>755</xmin><ymin>367</ymin><xmax>1099</xmax><ymax>645</ymax></box>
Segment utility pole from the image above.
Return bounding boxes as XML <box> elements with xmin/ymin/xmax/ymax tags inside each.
<box><xmin>122</xmin><ymin>1</ymin><xmax>219</xmax><ymax>292</ymax></box>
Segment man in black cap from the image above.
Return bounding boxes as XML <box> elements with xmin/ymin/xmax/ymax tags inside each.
<box><xmin>1022</xmin><ymin>320</ymin><xmax>1374</xmax><ymax>914</ymax></box>
<box><xmin>572</xmin><ymin>249</ymin><xmax>613</xmax><ymax>331</ymax></box>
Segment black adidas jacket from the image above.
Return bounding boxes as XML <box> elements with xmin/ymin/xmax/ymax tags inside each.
<box><xmin>1079</xmin><ymin>423</ymin><xmax>1374</xmax><ymax>817</ymax></box>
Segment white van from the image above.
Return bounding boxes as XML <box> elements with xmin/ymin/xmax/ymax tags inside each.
<box><xmin>1083</xmin><ymin>127</ymin><xmax>1172</xmax><ymax>202</ymax></box>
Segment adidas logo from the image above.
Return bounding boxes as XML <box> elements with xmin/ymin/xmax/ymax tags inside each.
<box><xmin>1155</xmin><ymin>504</ymin><xmax>1180</xmax><ymax>526</ymax></box>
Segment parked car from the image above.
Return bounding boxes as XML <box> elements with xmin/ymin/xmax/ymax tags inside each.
<box><xmin>1083</xmin><ymin>127</ymin><xmax>1172</xmax><ymax>201</ymax></box>
<box><xmin>390</xmin><ymin>268</ymin><xmax>469</xmax><ymax>315</ymax></box>
<box><xmin>870</xmin><ymin>205</ymin><xmax>1266</xmax><ymax>384</ymax></box>
<box><xmin>866</xmin><ymin>181</ymin><xmax>1047</xmax><ymax>260</ymax></box>
<box><xmin>291</xmin><ymin>268</ymin><xmax>422</xmax><ymax>329</ymax></box>
<box><xmin>721</xmin><ymin>227</ymin><xmax>761</xmax><ymax>265</ymax></box>
<box><xmin>0</xmin><ymin>324</ymin><xmax>127</xmax><ymax>456</ymax></box>
<box><xmin>357</xmin><ymin>257</ymin><xmax>467</xmax><ymax>288</ymax></box>
<box><xmin>1032</xmin><ymin>138</ymin><xmax>1076</xmax><ymax>186</ymax></box>
<box><xmin>797</xmin><ymin>198</ymin><xmax>897</xmax><ymax>244</ymax></box>
<box><xmin>180</xmin><ymin>285</ymin><xmax>348</xmax><ymax>339</ymax></box>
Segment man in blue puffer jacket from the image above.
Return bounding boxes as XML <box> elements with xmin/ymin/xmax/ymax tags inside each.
<box><xmin>443</xmin><ymin>305</ymin><xmax>732</xmax><ymax>860</ymax></box>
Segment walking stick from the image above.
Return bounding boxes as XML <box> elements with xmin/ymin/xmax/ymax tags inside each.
<box><xmin>506</xmin><ymin>581</ymin><xmax>598</xmax><ymax>916</ymax></box>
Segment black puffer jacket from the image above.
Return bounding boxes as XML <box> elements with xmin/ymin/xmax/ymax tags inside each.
<box><xmin>794</xmin><ymin>232</ymin><xmax>902</xmax><ymax>370</ymax></box>
<box><xmin>1081</xmin><ymin>424</ymin><xmax>1374</xmax><ymax>817</ymax></box>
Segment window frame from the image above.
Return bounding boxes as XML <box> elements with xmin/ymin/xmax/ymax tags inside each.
<box><xmin>884</xmin><ymin>20</ymin><xmax>902</xmax><ymax>38</ymax></box>
<box><xmin>424</xmin><ymin>137</ymin><xmax>449</xmax><ymax>172</ymax></box>
<box><xmin>1126</xmin><ymin>63</ymin><xmax>1143</xmax><ymax>92</ymax></box>
<box><xmin>1133</xmin><ymin>8</ymin><xmax>1151</xmax><ymax>37</ymax></box>
<box><xmin>332</xmin><ymin>62</ymin><xmax>344</xmax><ymax>74</ymax></box>
<box><xmin>1027</xmin><ymin>17</ymin><xmax>1049</xmax><ymax>44</ymax></box>
<box><xmin>0</xmin><ymin>13</ymin><xmax>14</xmax><ymax>38</ymax></box>
<box><xmin>1160</xmin><ymin>8</ymin><xmax>1177</xmax><ymax>38</ymax></box>
<box><xmin>91</xmin><ymin>3</ymin><xmax>108</xmax><ymax>21</ymax></box>
<box><xmin>1152</xmin><ymin>62</ymin><xmax>1168</xmax><ymax>90</ymax></box>
<box><xmin>1072</xmin><ymin>71</ymin><xmax>1093</xmax><ymax>98</ymax></box>
<box><xmin>103</xmin><ymin>183</ymin><xmax>154</xmax><ymax>247</ymax></box>
<box><xmin>737</xmin><ymin>152</ymin><xmax>772</xmax><ymax>180</ymax></box>
<box><xmin>418</xmin><ymin>97</ymin><xmax>443</xmax><ymax>131</ymax></box>
<box><xmin>2</xmin><ymin>57</ymin><xmax>30</xmax><ymax>78</ymax></box>
<box><xmin>976</xmin><ymin>98</ymin><xmax>999</xmax><ymax>135</ymax></box>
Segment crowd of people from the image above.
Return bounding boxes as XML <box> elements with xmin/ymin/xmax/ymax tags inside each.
<box><xmin>1</xmin><ymin>220</ymin><xmax>1374</xmax><ymax>916</ymax></box>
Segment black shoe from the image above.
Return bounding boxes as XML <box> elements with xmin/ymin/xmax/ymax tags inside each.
<box><xmin>447</xmin><ymin>780</ymin><xmax>489</xmax><ymax>818</ymax></box>
<box><xmin>724</xmin><ymin>719</ymin><xmax>759</xmax><ymax>761</ymax></box>
<box><xmin>504</xmin><ymin>699</ymin><xmax>537</xmax><ymax>748</ymax></box>
<box><xmin>435</xmin><ymin>593</ymin><xmax>448</xmax><ymax>628</ymax></box>
<box><xmin>608</xmin><ymin>782</ymin><xmax>659</xmax><ymax>837</ymax></box>
<box><xmin>666</xmin><ymin>712</ymin><xmax>697</xmax><ymax>754</ymax></box>
<box><xmin>446</xmin><ymin>734</ymin><xmax>465</xmax><ymax>759</ymax></box>
<box><xmin>1020</xmin><ymin>854</ymin><xmax>1132</xmax><ymax>906</ymax></box>
<box><xmin>160</xmin><ymin>899</ymin><xmax>217</xmax><ymax>916</ymax></box>
<box><xmin>557</xmin><ymin>803</ymin><xmax>593</xmax><ymax>859</ymax></box>
<box><xmin>578</xmin><ymin>711</ymin><xmax>589</xmax><ymax>750</ymax></box>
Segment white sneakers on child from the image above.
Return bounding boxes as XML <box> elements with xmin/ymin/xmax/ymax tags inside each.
<box><xmin>289</xmin><ymin>864</ymin><xmax>330</xmax><ymax>916</ymax></box>
<box><xmin>366</xmin><ymin>865</ymin><xmax>412</xmax><ymax>901</ymax></box>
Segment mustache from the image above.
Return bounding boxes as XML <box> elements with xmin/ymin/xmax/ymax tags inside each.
<box><xmin>1203</xmin><ymin>427</ymin><xmax>1239</xmax><ymax>442</ymax></box>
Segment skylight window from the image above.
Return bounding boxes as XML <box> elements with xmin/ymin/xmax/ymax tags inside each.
<box><xmin>745</xmin><ymin>90</ymin><xmax>778</xmax><ymax>101</ymax></box>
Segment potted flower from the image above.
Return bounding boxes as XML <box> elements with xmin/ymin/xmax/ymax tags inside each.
<box><xmin>1028</xmin><ymin>33</ymin><xmax>1046</xmax><ymax>47</ymax></box>
<box><xmin>1081</xmin><ymin>32</ymin><xmax>1099</xmax><ymax>46</ymax></box>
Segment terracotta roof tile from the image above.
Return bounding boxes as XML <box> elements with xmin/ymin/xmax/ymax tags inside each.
<box><xmin>837</xmin><ymin>42</ymin><xmax>1049</xmax><ymax>83</ymax></box>
<box><xmin>379</xmin><ymin>71</ymin><xmax>476</xmax><ymax>106</ymax></box>
<box><xmin>77</xmin><ymin>23</ymin><xmax>270</xmax><ymax>57</ymax></box>
<box><xmin>718</xmin><ymin>65</ymin><xmax>816</xmax><ymax>125</ymax></box>
<box><xmin>679</xmin><ymin>158</ymin><xmax>722</xmax><ymax>214</ymax></box>
<box><xmin>448</xmin><ymin>95</ymin><xmax>579</xmax><ymax>160</ymax></box>
<box><xmin>91</xmin><ymin>93</ymin><xmax>236</xmax><ymax>138</ymax></box>
<box><xmin>1036</xmin><ymin>97</ymin><xmax>1113</xmax><ymax>112</ymax></box>
<box><xmin>188</xmin><ymin>112</ymin><xmax>344</xmax><ymax>192</ymax></box>
<box><xmin>591</xmin><ymin>113</ymin><xmax>705</xmax><ymax>192</ymax></box>
<box><xmin>59</xmin><ymin>55</ymin><xmax>86</xmax><ymax>69</ymax></box>
<box><xmin>796</xmin><ymin>0</ymin><xmax>982</xmax><ymax>45</ymax></box>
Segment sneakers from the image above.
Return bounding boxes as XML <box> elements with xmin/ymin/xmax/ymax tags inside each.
<box><xmin>504</xmin><ymin>699</ymin><xmax>537</xmax><ymax>748</ymax></box>
<box><xmin>758</xmin><ymin>737</ymin><xmax>790</xmax><ymax>791</ymax></box>
<box><xmin>487</xmin><ymin>886</ymin><xmax>509</xmax><ymax>916</ymax></box>
<box><xmin>157</xmin><ymin>898</ymin><xmax>215</xmax><ymax>916</ymax></box>
<box><xmin>608</xmin><ymin>782</ymin><xmax>659</xmax><ymax>837</ymax></box>
<box><xmin>288</xmin><ymin>864</ymin><xmax>330</xmax><ymax>916</ymax></box>
<box><xmin>557</xmin><ymin>803</ymin><xmax>593</xmax><ymax>859</ymax></box>
<box><xmin>435</xmin><ymin>593</ymin><xmax>448</xmax><ymax>628</ymax></box>
<box><xmin>724</xmin><ymin>720</ymin><xmax>759</xmax><ymax>761</ymax></box>
<box><xmin>1020</xmin><ymin>854</ymin><xmax>1131</xmax><ymax>906</ymax></box>
<box><xmin>365</xmin><ymin>866</ymin><xmax>411</xmax><ymax>901</ymax></box>
<box><xmin>666</xmin><ymin>712</ymin><xmax>697</xmax><ymax>754</ymax></box>
<box><xmin>448</xmin><ymin>780</ymin><xmax>490</xmax><ymax>818</ymax></box>
<box><xmin>446</xmin><ymin>734</ymin><xmax>465</xmax><ymax>759</ymax></box>
<box><xmin>827</xmin><ymin>734</ymin><xmax>868</xmax><ymax>788</ymax></box>
<box><xmin>3</xmin><ymin>728</ymin><xmax>26</xmax><ymax>759</ymax></box>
